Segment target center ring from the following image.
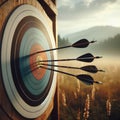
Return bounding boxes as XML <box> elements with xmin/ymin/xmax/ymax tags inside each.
<box><xmin>36</xmin><ymin>56</ymin><xmax>43</xmax><ymax>68</ymax></box>
<box><xmin>30</xmin><ymin>44</ymin><xmax>47</xmax><ymax>80</ymax></box>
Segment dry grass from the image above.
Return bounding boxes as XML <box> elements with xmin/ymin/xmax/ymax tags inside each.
<box><xmin>58</xmin><ymin>56</ymin><xmax>120</xmax><ymax>120</ymax></box>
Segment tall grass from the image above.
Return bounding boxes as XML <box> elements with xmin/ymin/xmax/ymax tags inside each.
<box><xmin>83</xmin><ymin>94</ymin><xmax>90</xmax><ymax>120</ymax></box>
<box><xmin>58</xmin><ymin>56</ymin><xmax>120</xmax><ymax>120</ymax></box>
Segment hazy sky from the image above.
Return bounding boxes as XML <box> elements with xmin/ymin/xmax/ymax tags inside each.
<box><xmin>57</xmin><ymin>0</ymin><xmax>120</xmax><ymax>36</ymax></box>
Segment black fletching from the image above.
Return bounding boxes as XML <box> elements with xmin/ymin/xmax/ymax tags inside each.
<box><xmin>77</xmin><ymin>53</ymin><xmax>94</xmax><ymax>62</ymax></box>
<box><xmin>80</xmin><ymin>65</ymin><xmax>98</xmax><ymax>73</ymax></box>
<box><xmin>76</xmin><ymin>74</ymin><xmax>94</xmax><ymax>85</ymax></box>
<box><xmin>72</xmin><ymin>39</ymin><xmax>89</xmax><ymax>48</ymax></box>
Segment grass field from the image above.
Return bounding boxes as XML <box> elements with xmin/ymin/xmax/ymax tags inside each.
<box><xmin>58</xmin><ymin>56</ymin><xmax>120</xmax><ymax>120</ymax></box>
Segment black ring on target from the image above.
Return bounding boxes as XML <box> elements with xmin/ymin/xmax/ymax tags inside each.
<box><xmin>11</xmin><ymin>16</ymin><xmax>54</xmax><ymax>106</ymax></box>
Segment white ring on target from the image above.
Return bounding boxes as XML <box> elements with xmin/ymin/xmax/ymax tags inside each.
<box><xmin>1</xmin><ymin>4</ymin><xmax>57</xmax><ymax>118</ymax></box>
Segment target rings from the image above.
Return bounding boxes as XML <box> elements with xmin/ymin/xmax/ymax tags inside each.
<box><xmin>1</xmin><ymin>5</ymin><xmax>57</xmax><ymax>118</ymax></box>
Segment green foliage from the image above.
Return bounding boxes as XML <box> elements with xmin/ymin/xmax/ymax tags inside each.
<box><xmin>58</xmin><ymin>34</ymin><xmax>70</xmax><ymax>47</ymax></box>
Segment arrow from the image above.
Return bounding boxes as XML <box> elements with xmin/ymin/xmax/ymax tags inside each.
<box><xmin>72</xmin><ymin>39</ymin><xmax>96</xmax><ymax>48</ymax></box>
<box><xmin>39</xmin><ymin>66</ymin><xmax>102</xmax><ymax>85</ymax></box>
<box><xmin>41</xmin><ymin>63</ymin><xmax>104</xmax><ymax>73</ymax></box>
<box><xmin>27</xmin><ymin>39</ymin><xmax>96</xmax><ymax>57</ymax></box>
<box><xmin>39</xmin><ymin>53</ymin><xmax>102</xmax><ymax>63</ymax></box>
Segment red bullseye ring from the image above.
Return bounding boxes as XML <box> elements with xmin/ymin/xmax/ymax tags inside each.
<box><xmin>30</xmin><ymin>44</ymin><xmax>47</xmax><ymax>80</ymax></box>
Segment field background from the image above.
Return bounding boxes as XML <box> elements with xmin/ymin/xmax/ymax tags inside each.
<box><xmin>58</xmin><ymin>54</ymin><xmax>120</xmax><ymax>120</ymax></box>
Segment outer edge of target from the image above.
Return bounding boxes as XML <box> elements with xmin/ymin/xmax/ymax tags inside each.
<box><xmin>1</xmin><ymin>4</ymin><xmax>57</xmax><ymax>118</ymax></box>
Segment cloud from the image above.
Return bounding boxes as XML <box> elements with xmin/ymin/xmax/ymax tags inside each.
<box><xmin>57</xmin><ymin>0</ymin><xmax>120</xmax><ymax>36</ymax></box>
<box><xmin>58</xmin><ymin>0</ymin><xmax>118</xmax><ymax>21</ymax></box>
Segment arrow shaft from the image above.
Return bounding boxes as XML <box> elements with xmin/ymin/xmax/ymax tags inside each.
<box><xmin>39</xmin><ymin>58</ymin><xmax>76</xmax><ymax>62</ymax></box>
<box><xmin>42</xmin><ymin>63</ymin><xmax>80</xmax><ymax>70</ymax></box>
<box><xmin>38</xmin><ymin>57</ymin><xmax>95</xmax><ymax>62</ymax></box>
<box><xmin>24</xmin><ymin>39</ymin><xmax>95</xmax><ymax>58</ymax></box>
<box><xmin>24</xmin><ymin>64</ymin><xmax>75</xmax><ymax>76</ymax></box>
<box><xmin>40</xmin><ymin>66</ymin><xmax>76</xmax><ymax>77</ymax></box>
<box><xmin>29</xmin><ymin>45</ymin><xmax>71</xmax><ymax>56</ymax></box>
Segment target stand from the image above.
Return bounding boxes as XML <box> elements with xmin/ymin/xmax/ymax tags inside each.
<box><xmin>0</xmin><ymin>0</ymin><xmax>59</xmax><ymax>120</ymax></box>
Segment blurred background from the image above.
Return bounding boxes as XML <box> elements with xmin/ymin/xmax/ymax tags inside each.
<box><xmin>57</xmin><ymin>0</ymin><xmax>120</xmax><ymax>120</ymax></box>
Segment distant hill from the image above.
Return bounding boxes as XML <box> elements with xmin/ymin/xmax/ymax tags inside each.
<box><xmin>65</xmin><ymin>26</ymin><xmax>120</xmax><ymax>42</ymax></box>
<box><xmin>58</xmin><ymin>33</ymin><xmax>120</xmax><ymax>58</ymax></box>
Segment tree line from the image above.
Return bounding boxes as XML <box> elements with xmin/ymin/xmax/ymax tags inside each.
<box><xmin>58</xmin><ymin>34</ymin><xmax>120</xmax><ymax>55</ymax></box>
<box><xmin>58</xmin><ymin>35</ymin><xmax>70</xmax><ymax>47</ymax></box>
<box><xmin>93</xmin><ymin>33</ymin><xmax>120</xmax><ymax>55</ymax></box>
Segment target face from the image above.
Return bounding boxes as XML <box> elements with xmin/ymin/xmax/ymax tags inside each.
<box><xmin>1</xmin><ymin>4</ymin><xmax>57</xmax><ymax>118</ymax></box>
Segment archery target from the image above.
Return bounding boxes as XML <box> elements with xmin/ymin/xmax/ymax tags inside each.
<box><xmin>1</xmin><ymin>4</ymin><xmax>57</xmax><ymax>118</ymax></box>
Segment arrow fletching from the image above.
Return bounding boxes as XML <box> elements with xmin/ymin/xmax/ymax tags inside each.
<box><xmin>72</xmin><ymin>39</ymin><xmax>89</xmax><ymax>48</ymax></box>
<box><xmin>72</xmin><ymin>39</ymin><xmax>96</xmax><ymax>48</ymax></box>
<box><xmin>80</xmin><ymin>65</ymin><xmax>99</xmax><ymax>73</ymax></box>
<box><xmin>76</xmin><ymin>74</ymin><xmax>94</xmax><ymax>85</ymax></box>
<box><xmin>76</xmin><ymin>74</ymin><xmax>102</xmax><ymax>85</ymax></box>
<box><xmin>77</xmin><ymin>53</ymin><xmax>94</xmax><ymax>62</ymax></box>
<box><xmin>77</xmin><ymin>53</ymin><xmax>102</xmax><ymax>62</ymax></box>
